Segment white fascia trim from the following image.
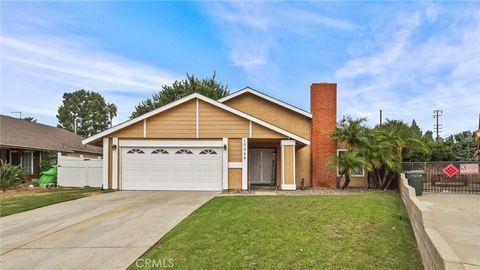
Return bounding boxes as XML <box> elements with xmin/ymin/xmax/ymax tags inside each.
<box><xmin>102</xmin><ymin>138</ymin><xmax>109</xmax><ymax>189</ymax></box>
<box><xmin>281</xmin><ymin>140</ymin><xmax>296</xmax><ymax>146</ymax></box>
<box><xmin>111</xmin><ymin>138</ymin><xmax>119</xmax><ymax>190</ymax></box>
<box><xmin>228</xmin><ymin>162</ymin><xmax>242</xmax><ymax>168</ymax></box>
<box><xmin>222</xmin><ymin>138</ymin><xmax>229</xmax><ymax>189</ymax></box>
<box><xmin>242</xmin><ymin>138</ymin><xmax>248</xmax><ymax>190</ymax></box>
<box><xmin>218</xmin><ymin>87</ymin><xmax>312</xmax><ymax>118</ymax></box>
<box><xmin>83</xmin><ymin>93</ymin><xmax>310</xmax><ymax>146</ymax></box>
<box><xmin>281</xmin><ymin>184</ymin><xmax>296</xmax><ymax>191</ymax></box>
<box><xmin>119</xmin><ymin>140</ymin><xmax>223</xmax><ymax>147</ymax></box>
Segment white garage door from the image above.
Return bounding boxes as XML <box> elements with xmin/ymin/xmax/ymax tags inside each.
<box><xmin>120</xmin><ymin>146</ymin><xmax>222</xmax><ymax>191</ymax></box>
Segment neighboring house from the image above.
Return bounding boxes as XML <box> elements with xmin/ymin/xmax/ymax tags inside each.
<box><xmin>83</xmin><ymin>83</ymin><xmax>367</xmax><ymax>191</ymax></box>
<box><xmin>0</xmin><ymin>115</ymin><xmax>102</xmax><ymax>177</ymax></box>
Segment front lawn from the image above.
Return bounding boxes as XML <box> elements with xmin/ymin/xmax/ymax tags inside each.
<box><xmin>131</xmin><ymin>192</ymin><xmax>422</xmax><ymax>269</ymax></box>
<box><xmin>0</xmin><ymin>187</ymin><xmax>112</xmax><ymax>217</ymax></box>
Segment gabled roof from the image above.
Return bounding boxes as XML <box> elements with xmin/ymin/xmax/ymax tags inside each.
<box><xmin>82</xmin><ymin>93</ymin><xmax>310</xmax><ymax>145</ymax></box>
<box><xmin>0</xmin><ymin>115</ymin><xmax>102</xmax><ymax>154</ymax></box>
<box><xmin>218</xmin><ymin>87</ymin><xmax>312</xmax><ymax>118</ymax></box>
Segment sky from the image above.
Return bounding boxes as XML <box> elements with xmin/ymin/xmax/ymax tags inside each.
<box><xmin>1</xmin><ymin>1</ymin><xmax>479</xmax><ymax>137</ymax></box>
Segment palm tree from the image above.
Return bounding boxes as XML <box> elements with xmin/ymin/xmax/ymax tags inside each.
<box><xmin>329</xmin><ymin>149</ymin><xmax>364</xmax><ymax>189</ymax></box>
<box><xmin>106</xmin><ymin>103</ymin><xmax>117</xmax><ymax>127</ymax></box>
<box><xmin>372</xmin><ymin>120</ymin><xmax>428</xmax><ymax>189</ymax></box>
<box><xmin>331</xmin><ymin>116</ymin><xmax>368</xmax><ymax>149</ymax></box>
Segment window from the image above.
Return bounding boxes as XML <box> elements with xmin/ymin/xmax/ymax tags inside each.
<box><xmin>336</xmin><ymin>149</ymin><xmax>364</xmax><ymax>177</ymax></box>
<box><xmin>175</xmin><ymin>149</ymin><xmax>193</xmax><ymax>154</ymax></box>
<box><xmin>151</xmin><ymin>149</ymin><xmax>169</xmax><ymax>154</ymax></box>
<box><xmin>9</xmin><ymin>151</ymin><xmax>33</xmax><ymax>174</ymax></box>
<box><xmin>199</xmin><ymin>149</ymin><xmax>217</xmax><ymax>155</ymax></box>
<box><xmin>127</xmin><ymin>148</ymin><xmax>145</xmax><ymax>154</ymax></box>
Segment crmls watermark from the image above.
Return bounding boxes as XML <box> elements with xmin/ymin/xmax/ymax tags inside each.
<box><xmin>135</xmin><ymin>258</ymin><xmax>174</xmax><ymax>268</ymax></box>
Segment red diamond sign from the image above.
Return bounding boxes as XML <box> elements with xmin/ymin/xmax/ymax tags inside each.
<box><xmin>443</xmin><ymin>164</ymin><xmax>459</xmax><ymax>177</ymax></box>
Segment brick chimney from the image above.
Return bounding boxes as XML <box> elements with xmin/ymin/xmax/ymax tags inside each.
<box><xmin>311</xmin><ymin>83</ymin><xmax>337</xmax><ymax>187</ymax></box>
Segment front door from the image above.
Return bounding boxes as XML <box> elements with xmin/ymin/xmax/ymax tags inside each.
<box><xmin>249</xmin><ymin>148</ymin><xmax>276</xmax><ymax>185</ymax></box>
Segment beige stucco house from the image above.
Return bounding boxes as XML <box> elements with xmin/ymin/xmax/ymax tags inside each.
<box><xmin>83</xmin><ymin>83</ymin><xmax>367</xmax><ymax>191</ymax></box>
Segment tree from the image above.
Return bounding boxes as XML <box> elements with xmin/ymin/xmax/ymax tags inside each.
<box><xmin>131</xmin><ymin>73</ymin><xmax>229</xmax><ymax>118</ymax></box>
<box><xmin>106</xmin><ymin>103</ymin><xmax>118</xmax><ymax>127</ymax></box>
<box><xmin>57</xmin><ymin>90</ymin><xmax>113</xmax><ymax>137</ymax></box>
<box><xmin>331</xmin><ymin>116</ymin><xmax>368</xmax><ymax>150</ymax></box>
<box><xmin>328</xmin><ymin>149</ymin><xmax>364</xmax><ymax>189</ymax></box>
<box><xmin>22</xmin><ymin>117</ymin><xmax>37</xmax><ymax>123</ymax></box>
<box><xmin>446</xmin><ymin>131</ymin><xmax>477</xmax><ymax>161</ymax></box>
<box><xmin>429</xmin><ymin>140</ymin><xmax>455</xmax><ymax>161</ymax></box>
<box><xmin>410</xmin><ymin>120</ymin><xmax>422</xmax><ymax>137</ymax></box>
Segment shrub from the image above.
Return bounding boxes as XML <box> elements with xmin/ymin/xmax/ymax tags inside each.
<box><xmin>40</xmin><ymin>150</ymin><xmax>57</xmax><ymax>172</ymax></box>
<box><xmin>0</xmin><ymin>160</ymin><xmax>25</xmax><ymax>192</ymax></box>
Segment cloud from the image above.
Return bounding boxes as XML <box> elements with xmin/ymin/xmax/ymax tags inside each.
<box><xmin>335</xmin><ymin>5</ymin><xmax>480</xmax><ymax>135</ymax></box>
<box><xmin>1</xmin><ymin>36</ymin><xmax>178</xmax><ymax>92</ymax></box>
<box><xmin>0</xmin><ymin>6</ymin><xmax>180</xmax><ymax>126</ymax></box>
<box><xmin>203</xmin><ymin>2</ymin><xmax>360</xmax><ymax>73</ymax></box>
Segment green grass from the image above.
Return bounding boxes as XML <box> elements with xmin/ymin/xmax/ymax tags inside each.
<box><xmin>130</xmin><ymin>193</ymin><xmax>422</xmax><ymax>270</ymax></box>
<box><xmin>0</xmin><ymin>187</ymin><xmax>112</xmax><ymax>217</ymax></box>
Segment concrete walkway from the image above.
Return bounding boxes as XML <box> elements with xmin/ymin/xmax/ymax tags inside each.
<box><xmin>418</xmin><ymin>193</ymin><xmax>480</xmax><ymax>269</ymax></box>
<box><xmin>0</xmin><ymin>191</ymin><xmax>216</xmax><ymax>270</ymax></box>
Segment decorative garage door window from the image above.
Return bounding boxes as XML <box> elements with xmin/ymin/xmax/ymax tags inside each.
<box><xmin>175</xmin><ymin>149</ymin><xmax>193</xmax><ymax>154</ymax></box>
<box><xmin>199</xmin><ymin>149</ymin><xmax>217</xmax><ymax>155</ymax></box>
<box><xmin>127</xmin><ymin>148</ymin><xmax>145</xmax><ymax>154</ymax></box>
<box><xmin>151</xmin><ymin>149</ymin><xmax>169</xmax><ymax>154</ymax></box>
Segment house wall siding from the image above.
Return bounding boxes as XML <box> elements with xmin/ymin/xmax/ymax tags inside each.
<box><xmin>198</xmin><ymin>100</ymin><xmax>249</xmax><ymax>138</ymax></box>
<box><xmin>146</xmin><ymin>100</ymin><xmax>196</xmax><ymax>138</ymax></box>
<box><xmin>223</xmin><ymin>93</ymin><xmax>311</xmax><ymax>139</ymax></box>
<box><xmin>228</xmin><ymin>139</ymin><xmax>242</xmax><ymax>162</ymax></box>
<box><xmin>228</xmin><ymin>168</ymin><xmax>242</xmax><ymax>189</ymax></box>
<box><xmin>284</xmin><ymin>145</ymin><xmax>294</xmax><ymax>185</ymax></box>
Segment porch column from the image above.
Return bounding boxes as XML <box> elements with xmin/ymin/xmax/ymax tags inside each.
<box><xmin>281</xmin><ymin>140</ymin><xmax>296</xmax><ymax>190</ymax></box>
<box><xmin>111</xmin><ymin>137</ymin><xmax>119</xmax><ymax>190</ymax></box>
<box><xmin>241</xmin><ymin>138</ymin><xmax>248</xmax><ymax>190</ymax></box>
<box><xmin>102</xmin><ymin>138</ymin><xmax>109</xmax><ymax>190</ymax></box>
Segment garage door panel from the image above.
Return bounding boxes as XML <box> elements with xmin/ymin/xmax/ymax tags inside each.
<box><xmin>121</xmin><ymin>144</ymin><xmax>222</xmax><ymax>191</ymax></box>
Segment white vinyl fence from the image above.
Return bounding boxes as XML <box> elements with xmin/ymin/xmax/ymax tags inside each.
<box><xmin>57</xmin><ymin>153</ymin><xmax>103</xmax><ymax>188</ymax></box>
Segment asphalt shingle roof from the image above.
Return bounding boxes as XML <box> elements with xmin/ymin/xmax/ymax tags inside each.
<box><xmin>0</xmin><ymin>115</ymin><xmax>101</xmax><ymax>154</ymax></box>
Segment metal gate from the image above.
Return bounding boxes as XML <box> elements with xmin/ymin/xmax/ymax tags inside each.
<box><xmin>402</xmin><ymin>161</ymin><xmax>480</xmax><ymax>194</ymax></box>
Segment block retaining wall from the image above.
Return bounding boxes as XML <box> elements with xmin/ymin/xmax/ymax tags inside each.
<box><xmin>399</xmin><ymin>174</ymin><xmax>464</xmax><ymax>270</ymax></box>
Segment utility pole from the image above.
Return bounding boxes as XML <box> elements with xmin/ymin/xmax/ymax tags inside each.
<box><xmin>74</xmin><ymin>117</ymin><xmax>81</xmax><ymax>135</ymax></box>
<box><xmin>379</xmin><ymin>109</ymin><xmax>383</xmax><ymax>125</ymax></box>
<box><xmin>433</xmin><ymin>110</ymin><xmax>443</xmax><ymax>142</ymax></box>
<box><xmin>11</xmin><ymin>111</ymin><xmax>22</xmax><ymax>119</ymax></box>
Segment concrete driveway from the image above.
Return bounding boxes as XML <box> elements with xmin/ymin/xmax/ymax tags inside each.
<box><xmin>0</xmin><ymin>191</ymin><xmax>216</xmax><ymax>270</ymax></box>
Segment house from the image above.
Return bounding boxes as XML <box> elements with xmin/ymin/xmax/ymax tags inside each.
<box><xmin>83</xmin><ymin>83</ymin><xmax>367</xmax><ymax>191</ymax></box>
<box><xmin>0</xmin><ymin>115</ymin><xmax>102</xmax><ymax>177</ymax></box>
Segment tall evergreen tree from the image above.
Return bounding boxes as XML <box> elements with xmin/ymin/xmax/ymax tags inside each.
<box><xmin>130</xmin><ymin>73</ymin><xmax>229</xmax><ymax>118</ymax></box>
<box><xmin>57</xmin><ymin>90</ymin><xmax>112</xmax><ymax>137</ymax></box>
<box><xmin>446</xmin><ymin>131</ymin><xmax>476</xmax><ymax>161</ymax></box>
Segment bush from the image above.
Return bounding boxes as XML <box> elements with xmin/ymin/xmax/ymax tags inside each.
<box><xmin>0</xmin><ymin>160</ymin><xmax>25</xmax><ymax>192</ymax></box>
<box><xmin>40</xmin><ymin>150</ymin><xmax>57</xmax><ymax>172</ymax></box>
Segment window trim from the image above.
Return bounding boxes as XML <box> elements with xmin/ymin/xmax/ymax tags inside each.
<box><xmin>336</xmin><ymin>149</ymin><xmax>365</xmax><ymax>177</ymax></box>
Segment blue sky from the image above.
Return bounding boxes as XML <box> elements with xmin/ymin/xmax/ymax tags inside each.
<box><xmin>1</xmin><ymin>1</ymin><xmax>479</xmax><ymax>137</ymax></box>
